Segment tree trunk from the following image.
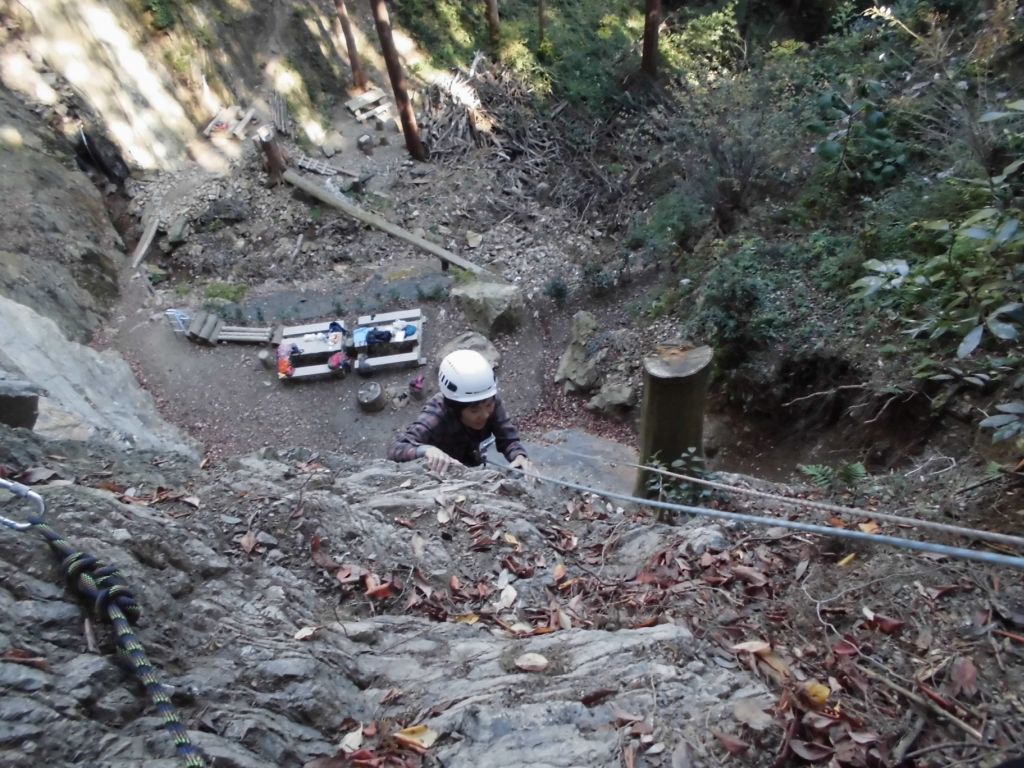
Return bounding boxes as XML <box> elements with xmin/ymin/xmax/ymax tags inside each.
<box><xmin>537</xmin><ymin>0</ymin><xmax>546</xmax><ymax>53</ymax></box>
<box><xmin>634</xmin><ymin>345</ymin><xmax>713</xmax><ymax>498</ymax></box>
<box><xmin>641</xmin><ymin>0</ymin><xmax>661</xmax><ymax>77</ymax></box>
<box><xmin>369</xmin><ymin>0</ymin><xmax>427</xmax><ymax>162</ymax></box>
<box><xmin>485</xmin><ymin>0</ymin><xmax>500</xmax><ymax>49</ymax></box>
<box><xmin>335</xmin><ymin>0</ymin><xmax>368</xmax><ymax>91</ymax></box>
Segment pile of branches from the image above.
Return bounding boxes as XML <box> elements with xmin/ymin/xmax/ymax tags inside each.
<box><xmin>419</xmin><ymin>57</ymin><xmax>600</xmax><ymax>211</ymax></box>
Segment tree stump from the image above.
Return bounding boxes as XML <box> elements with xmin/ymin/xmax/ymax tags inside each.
<box><xmin>258</xmin><ymin>128</ymin><xmax>288</xmax><ymax>187</ymax></box>
<box><xmin>634</xmin><ymin>345</ymin><xmax>714</xmax><ymax>499</ymax></box>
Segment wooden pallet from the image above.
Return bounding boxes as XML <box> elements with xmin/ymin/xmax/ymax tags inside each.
<box><xmin>345</xmin><ymin>87</ymin><xmax>391</xmax><ymax>123</ymax></box>
<box><xmin>295</xmin><ymin>155</ymin><xmax>338</xmax><ymax>176</ymax></box>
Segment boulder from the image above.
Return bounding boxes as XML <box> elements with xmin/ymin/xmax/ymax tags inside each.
<box><xmin>554</xmin><ymin>311</ymin><xmax>603</xmax><ymax>393</ymax></box>
<box><xmin>451</xmin><ymin>282</ymin><xmax>525</xmax><ymax>336</ymax></box>
<box><xmin>586</xmin><ymin>378</ymin><xmax>635</xmax><ymax>413</ymax></box>
<box><xmin>438</xmin><ymin>332</ymin><xmax>501</xmax><ymax>370</ymax></box>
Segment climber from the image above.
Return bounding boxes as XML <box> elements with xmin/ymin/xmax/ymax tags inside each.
<box><xmin>387</xmin><ymin>349</ymin><xmax>533</xmax><ymax>475</ymax></box>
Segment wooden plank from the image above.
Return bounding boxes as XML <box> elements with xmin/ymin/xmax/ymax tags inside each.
<box><xmin>285</xmin><ymin>364</ymin><xmax>337</xmax><ymax>379</ymax></box>
<box><xmin>280</xmin><ymin>321</ymin><xmax>345</xmax><ymax>337</ymax></box>
<box><xmin>357</xmin><ymin>349</ymin><xmax>423</xmax><ymax>371</ymax></box>
<box><xmin>219</xmin><ymin>332</ymin><xmax>271</xmax><ymax>343</ymax></box>
<box><xmin>355</xmin><ymin>102</ymin><xmax>392</xmax><ymax>123</ymax></box>
<box><xmin>345</xmin><ymin>87</ymin><xmax>385</xmax><ymax>112</ymax></box>
<box><xmin>130</xmin><ymin>215</ymin><xmax>161</xmax><ymax>269</ymax></box>
<box><xmin>203</xmin><ymin>107</ymin><xmax>230</xmax><ymax>137</ymax></box>
<box><xmin>232</xmin><ymin>107</ymin><xmax>256</xmax><ymax>138</ymax></box>
<box><xmin>357</xmin><ymin>308</ymin><xmax>421</xmax><ymax>326</ymax></box>
<box><xmin>221</xmin><ymin>326</ymin><xmax>273</xmax><ymax>335</ymax></box>
<box><xmin>282</xmin><ymin>170</ymin><xmax>489</xmax><ymax>275</ymax></box>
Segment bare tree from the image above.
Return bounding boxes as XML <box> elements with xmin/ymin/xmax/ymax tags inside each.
<box><xmin>641</xmin><ymin>0</ymin><xmax>661</xmax><ymax>77</ymax></box>
<box><xmin>335</xmin><ymin>0</ymin><xmax>368</xmax><ymax>91</ymax></box>
<box><xmin>485</xmin><ymin>0</ymin><xmax>500</xmax><ymax>49</ymax></box>
<box><xmin>369</xmin><ymin>0</ymin><xmax>427</xmax><ymax>161</ymax></box>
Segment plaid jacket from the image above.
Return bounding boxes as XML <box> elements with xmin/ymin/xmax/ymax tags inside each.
<box><xmin>388</xmin><ymin>393</ymin><xmax>527</xmax><ymax>467</ymax></box>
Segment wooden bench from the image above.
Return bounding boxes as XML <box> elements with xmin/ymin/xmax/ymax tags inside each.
<box><xmin>348</xmin><ymin>308</ymin><xmax>426</xmax><ymax>375</ymax></box>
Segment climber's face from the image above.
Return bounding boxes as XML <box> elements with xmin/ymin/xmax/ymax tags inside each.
<box><xmin>460</xmin><ymin>397</ymin><xmax>495</xmax><ymax>431</ymax></box>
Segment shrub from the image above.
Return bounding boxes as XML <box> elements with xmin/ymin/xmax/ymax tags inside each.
<box><xmin>204</xmin><ymin>282</ymin><xmax>247</xmax><ymax>303</ymax></box>
<box><xmin>543</xmin><ymin>277</ymin><xmax>569</xmax><ymax>306</ymax></box>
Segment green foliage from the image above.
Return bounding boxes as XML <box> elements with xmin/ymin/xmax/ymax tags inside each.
<box><xmin>625</xmin><ymin>187</ymin><xmax>707</xmax><ymax>262</ymax></box>
<box><xmin>798</xmin><ymin>461</ymin><xmax>867</xmax><ymax>491</ymax></box>
<box><xmin>582</xmin><ymin>261</ymin><xmax>613</xmax><ymax>297</ymax></box>
<box><xmin>645</xmin><ymin>448</ymin><xmax>718</xmax><ymax>506</ymax></box>
<box><xmin>204</xmin><ymin>282</ymin><xmax>247</xmax><ymax>303</ymax></box>
<box><xmin>852</xmin><ymin>97</ymin><xmax>1024</xmax><ymax>360</ymax></box>
<box><xmin>979</xmin><ymin>401</ymin><xmax>1024</xmax><ymax>443</ymax></box>
<box><xmin>543</xmin><ymin>277</ymin><xmax>569</xmax><ymax>306</ymax></box>
<box><xmin>691</xmin><ymin>241</ymin><xmax>788</xmax><ymax>365</ymax></box>
<box><xmin>146</xmin><ymin>0</ymin><xmax>175</xmax><ymax>30</ymax></box>
<box><xmin>660</xmin><ymin>4</ymin><xmax>744</xmax><ymax>83</ymax></box>
<box><xmin>809</xmin><ymin>80</ymin><xmax>908</xmax><ymax>191</ymax></box>
<box><xmin>450</xmin><ymin>267</ymin><xmax>476</xmax><ymax>285</ymax></box>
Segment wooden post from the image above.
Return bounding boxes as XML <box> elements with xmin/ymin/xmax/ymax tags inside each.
<box><xmin>369</xmin><ymin>0</ymin><xmax>427</xmax><ymax>161</ymax></box>
<box><xmin>634</xmin><ymin>345</ymin><xmax>713</xmax><ymax>497</ymax></box>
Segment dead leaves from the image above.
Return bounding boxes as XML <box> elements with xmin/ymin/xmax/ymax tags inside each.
<box><xmin>304</xmin><ymin>719</ymin><xmax>439</xmax><ymax>767</ymax></box>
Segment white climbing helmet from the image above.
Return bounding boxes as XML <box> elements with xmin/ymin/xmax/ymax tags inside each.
<box><xmin>438</xmin><ymin>349</ymin><xmax>497</xmax><ymax>403</ymax></box>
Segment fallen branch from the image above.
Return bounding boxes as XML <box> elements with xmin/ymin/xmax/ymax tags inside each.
<box><xmin>857</xmin><ymin>665</ymin><xmax>983</xmax><ymax>741</ymax></box>
<box><xmin>282</xmin><ymin>169</ymin><xmax>489</xmax><ymax>275</ymax></box>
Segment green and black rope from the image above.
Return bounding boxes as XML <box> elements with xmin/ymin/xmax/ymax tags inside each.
<box><xmin>26</xmin><ymin>516</ymin><xmax>207</xmax><ymax>768</ymax></box>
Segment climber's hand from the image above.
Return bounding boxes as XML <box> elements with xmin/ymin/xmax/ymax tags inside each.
<box><xmin>423</xmin><ymin>446</ymin><xmax>462</xmax><ymax>475</ymax></box>
<box><xmin>509</xmin><ymin>455</ymin><xmax>534</xmax><ymax>479</ymax></box>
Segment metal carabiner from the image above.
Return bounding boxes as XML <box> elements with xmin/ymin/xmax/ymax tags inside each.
<box><xmin>0</xmin><ymin>478</ymin><xmax>44</xmax><ymax>531</ymax></box>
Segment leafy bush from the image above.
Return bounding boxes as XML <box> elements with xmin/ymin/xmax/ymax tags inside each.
<box><xmin>691</xmin><ymin>242</ymin><xmax>787</xmax><ymax>366</ymax></box>
<box><xmin>204</xmin><ymin>282</ymin><xmax>247</xmax><ymax>303</ymax></box>
<box><xmin>146</xmin><ymin>0</ymin><xmax>175</xmax><ymax>30</ymax></box>
<box><xmin>582</xmin><ymin>262</ymin><xmax>614</xmax><ymax>297</ymax></box>
<box><xmin>980</xmin><ymin>401</ymin><xmax>1024</xmax><ymax>443</ymax></box>
<box><xmin>625</xmin><ymin>187</ymin><xmax>707</xmax><ymax>262</ymax></box>
<box><xmin>809</xmin><ymin>80</ymin><xmax>908</xmax><ymax>191</ymax></box>
<box><xmin>852</xmin><ymin>98</ymin><xmax>1024</xmax><ymax>359</ymax></box>
<box><xmin>661</xmin><ymin>4</ymin><xmax>744</xmax><ymax>83</ymax></box>
<box><xmin>543</xmin><ymin>277</ymin><xmax>569</xmax><ymax>306</ymax></box>
<box><xmin>645</xmin><ymin>448</ymin><xmax>719</xmax><ymax>507</ymax></box>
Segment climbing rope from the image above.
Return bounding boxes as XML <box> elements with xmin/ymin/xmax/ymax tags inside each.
<box><xmin>533</xmin><ymin>443</ymin><xmax>1024</xmax><ymax>549</ymax></box>
<box><xmin>0</xmin><ymin>479</ymin><xmax>207</xmax><ymax>768</ymax></box>
<box><xmin>484</xmin><ymin>460</ymin><xmax>1024</xmax><ymax>571</ymax></box>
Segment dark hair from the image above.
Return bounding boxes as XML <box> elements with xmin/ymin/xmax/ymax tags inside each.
<box><xmin>443</xmin><ymin>396</ymin><xmax>468</xmax><ymax>413</ymax></box>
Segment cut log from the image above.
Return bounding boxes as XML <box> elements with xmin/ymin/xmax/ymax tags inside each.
<box><xmin>282</xmin><ymin>169</ymin><xmax>487</xmax><ymax>274</ymax></box>
<box><xmin>634</xmin><ymin>345</ymin><xmax>714</xmax><ymax>499</ymax></box>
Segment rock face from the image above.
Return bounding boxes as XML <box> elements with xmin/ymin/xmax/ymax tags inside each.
<box><xmin>0</xmin><ymin>296</ymin><xmax>198</xmax><ymax>457</ymax></box>
<box><xmin>437</xmin><ymin>331</ymin><xmax>502</xmax><ymax>370</ymax></box>
<box><xmin>0</xmin><ymin>91</ymin><xmax>126</xmax><ymax>343</ymax></box>
<box><xmin>555</xmin><ymin>311</ymin><xmax>603</xmax><ymax>393</ymax></box>
<box><xmin>0</xmin><ymin>434</ymin><xmax>762</xmax><ymax>768</ymax></box>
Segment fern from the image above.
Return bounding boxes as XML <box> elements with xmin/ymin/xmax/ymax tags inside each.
<box><xmin>798</xmin><ymin>463</ymin><xmax>837</xmax><ymax>490</ymax></box>
<box><xmin>798</xmin><ymin>462</ymin><xmax>867</xmax><ymax>491</ymax></box>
